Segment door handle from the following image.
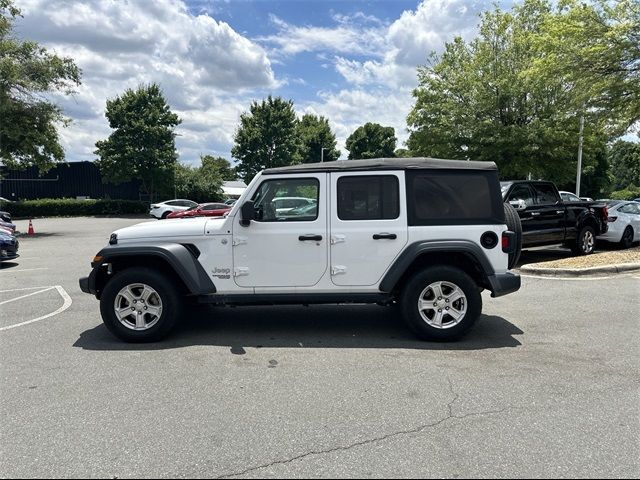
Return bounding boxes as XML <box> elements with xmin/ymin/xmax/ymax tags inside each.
<box><xmin>530</xmin><ymin>212</ymin><xmax>541</xmax><ymax>216</ymax></box>
<box><xmin>373</xmin><ymin>233</ymin><xmax>397</xmax><ymax>240</ymax></box>
<box><xmin>299</xmin><ymin>234</ymin><xmax>323</xmax><ymax>241</ymax></box>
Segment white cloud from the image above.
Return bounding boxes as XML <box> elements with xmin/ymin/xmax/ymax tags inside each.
<box><xmin>14</xmin><ymin>0</ymin><xmax>277</xmax><ymax>164</ymax></box>
<box><xmin>301</xmin><ymin>89</ymin><xmax>415</xmax><ymax>156</ymax></box>
<box><xmin>294</xmin><ymin>1</ymin><xmax>491</xmax><ymax>158</ymax></box>
<box><xmin>257</xmin><ymin>14</ymin><xmax>388</xmax><ymax>58</ymax></box>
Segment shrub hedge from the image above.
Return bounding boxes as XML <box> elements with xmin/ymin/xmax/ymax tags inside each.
<box><xmin>609</xmin><ymin>185</ymin><xmax>640</xmax><ymax>201</ymax></box>
<box><xmin>0</xmin><ymin>199</ymin><xmax>149</xmax><ymax>218</ymax></box>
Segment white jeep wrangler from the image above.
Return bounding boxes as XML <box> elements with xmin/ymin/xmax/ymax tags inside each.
<box><xmin>80</xmin><ymin>158</ymin><xmax>521</xmax><ymax>342</ymax></box>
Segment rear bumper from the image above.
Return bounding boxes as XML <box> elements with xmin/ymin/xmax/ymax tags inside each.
<box><xmin>488</xmin><ymin>272</ymin><xmax>521</xmax><ymax>298</ymax></box>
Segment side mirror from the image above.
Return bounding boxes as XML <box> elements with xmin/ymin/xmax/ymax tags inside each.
<box><xmin>240</xmin><ymin>201</ymin><xmax>255</xmax><ymax>227</ymax></box>
<box><xmin>509</xmin><ymin>199</ymin><xmax>527</xmax><ymax>211</ymax></box>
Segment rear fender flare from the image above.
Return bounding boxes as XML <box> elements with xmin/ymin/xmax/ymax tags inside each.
<box><xmin>379</xmin><ymin>240</ymin><xmax>495</xmax><ymax>293</ymax></box>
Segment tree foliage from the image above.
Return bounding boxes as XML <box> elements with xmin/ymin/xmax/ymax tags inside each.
<box><xmin>174</xmin><ymin>156</ymin><xmax>227</xmax><ymax>203</ymax></box>
<box><xmin>608</xmin><ymin>139</ymin><xmax>640</xmax><ymax>190</ymax></box>
<box><xmin>0</xmin><ymin>0</ymin><xmax>81</xmax><ymax>171</ymax></box>
<box><xmin>295</xmin><ymin>113</ymin><xmax>340</xmax><ymax>163</ymax></box>
<box><xmin>345</xmin><ymin>122</ymin><xmax>397</xmax><ymax>160</ymax></box>
<box><xmin>201</xmin><ymin>155</ymin><xmax>236</xmax><ymax>181</ymax></box>
<box><xmin>95</xmin><ymin>84</ymin><xmax>180</xmax><ymax>202</ymax></box>
<box><xmin>530</xmin><ymin>0</ymin><xmax>640</xmax><ymax>137</ymax></box>
<box><xmin>232</xmin><ymin>96</ymin><xmax>298</xmax><ymax>183</ymax></box>
<box><xmin>407</xmin><ymin>0</ymin><xmax>636</xmax><ymax>185</ymax></box>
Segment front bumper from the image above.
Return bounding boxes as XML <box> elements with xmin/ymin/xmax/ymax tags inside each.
<box><xmin>0</xmin><ymin>239</ymin><xmax>19</xmax><ymax>261</ymax></box>
<box><xmin>79</xmin><ymin>268</ymin><xmax>99</xmax><ymax>296</ymax></box>
<box><xmin>488</xmin><ymin>272</ymin><xmax>521</xmax><ymax>298</ymax></box>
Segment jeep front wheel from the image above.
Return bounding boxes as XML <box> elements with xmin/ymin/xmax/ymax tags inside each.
<box><xmin>400</xmin><ymin>266</ymin><xmax>482</xmax><ymax>341</ymax></box>
<box><xmin>99</xmin><ymin>267</ymin><xmax>183</xmax><ymax>342</ymax></box>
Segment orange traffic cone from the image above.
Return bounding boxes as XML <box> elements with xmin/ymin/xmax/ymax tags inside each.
<box><xmin>28</xmin><ymin>219</ymin><xmax>35</xmax><ymax>236</ymax></box>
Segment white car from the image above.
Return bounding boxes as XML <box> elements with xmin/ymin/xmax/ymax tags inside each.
<box><xmin>559</xmin><ymin>191</ymin><xmax>581</xmax><ymax>202</ymax></box>
<box><xmin>599</xmin><ymin>201</ymin><xmax>640</xmax><ymax>248</ymax></box>
<box><xmin>149</xmin><ymin>199</ymin><xmax>198</xmax><ymax>219</ymax></box>
<box><xmin>272</xmin><ymin>196</ymin><xmax>316</xmax><ymax>214</ymax></box>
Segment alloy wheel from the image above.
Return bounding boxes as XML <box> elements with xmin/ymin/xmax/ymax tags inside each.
<box><xmin>417</xmin><ymin>281</ymin><xmax>467</xmax><ymax>329</ymax></box>
<box><xmin>114</xmin><ymin>283</ymin><xmax>163</xmax><ymax>331</ymax></box>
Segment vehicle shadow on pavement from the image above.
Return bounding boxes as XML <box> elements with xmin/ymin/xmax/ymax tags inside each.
<box><xmin>0</xmin><ymin>261</ymin><xmax>20</xmax><ymax>269</ymax></box>
<box><xmin>73</xmin><ymin>305</ymin><xmax>523</xmax><ymax>352</ymax></box>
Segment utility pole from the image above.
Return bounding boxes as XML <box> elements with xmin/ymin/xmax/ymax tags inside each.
<box><xmin>576</xmin><ymin>111</ymin><xmax>585</xmax><ymax>197</ymax></box>
<box><xmin>321</xmin><ymin>147</ymin><xmax>327</xmax><ymax>163</ymax></box>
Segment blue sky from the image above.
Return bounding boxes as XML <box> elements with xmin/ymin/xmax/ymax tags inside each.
<box><xmin>15</xmin><ymin>0</ymin><xmax>508</xmax><ymax>164</ymax></box>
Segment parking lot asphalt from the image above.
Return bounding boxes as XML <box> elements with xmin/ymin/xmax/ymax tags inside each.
<box><xmin>1</xmin><ymin>217</ymin><xmax>639</xmax><ymax>479</ymax></box>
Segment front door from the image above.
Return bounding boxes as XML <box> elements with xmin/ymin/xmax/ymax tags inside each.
<box><xmin>329</xmin><ymin>171</ymin><xmax>408</xmax><ymax>286</ymax></box>
<box><xmin>232</xmin><ymin>174</ymin><xmax>328</xmax><ymax>288</ymax></box>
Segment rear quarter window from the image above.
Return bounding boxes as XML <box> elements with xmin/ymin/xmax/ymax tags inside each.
<box><xmin>407</xmin><ymin>170</ymin><xmax>504</xmax><ymax>226</ymax></box>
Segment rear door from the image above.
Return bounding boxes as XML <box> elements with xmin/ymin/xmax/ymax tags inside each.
<box><xmin>329</xmin><ymin>171</ymin><xmax>407</xmax><ymax>286</ymax></box>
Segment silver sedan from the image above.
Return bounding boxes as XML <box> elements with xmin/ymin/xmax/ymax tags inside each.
<box><xmin>599</xmin><ymin>201</ymin><xmax>640</xmax><ymax>248</ymax></box>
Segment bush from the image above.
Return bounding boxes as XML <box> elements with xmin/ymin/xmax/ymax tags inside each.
<box><xmin>0</xmin><ymin>199</ymin><xmax>149</xmax><ymax>218</ymax></box>
<box><xmin>609</xmin><ymin>184</ymin><xmax>640</xmax><ymax>201</ymax></box>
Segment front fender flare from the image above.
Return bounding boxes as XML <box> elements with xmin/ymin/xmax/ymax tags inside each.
<box><xmin>84</xmin><ymin>243</ymin><xmax>216</xmax><ymax>296</ymax></box>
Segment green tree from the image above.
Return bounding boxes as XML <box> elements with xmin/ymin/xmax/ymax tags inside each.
<box><xmin>200</xmin><ymin>155</ymin><xmax>236</xmax><ymax>181</ymax></box>
<box><xmin>232</xmin><ymin>96</ymin><xmax>298</xmax><ymax>183</ymax></box>
<box><xmin>530</xmin><ymin>0</ymin><xmax>640</xmax><ymax>137</ymax></box>
<box><xmin>295</xmin><ymin>114</ymin><xmax>340</xmax><ymax>163</ymax></box>
<box><xmin>608</xmin><ymin>140</ymin><xmax>640</xmax><ymax>190</ymax></box>
<box><xmin>0</xmin><ymin>0</ymin><xmax>81</xmax><ymax>171</ymax></box>
<box><xmin>345</xmin><ymin>123</ymin><xmax>397</xmax><ymax>160</ymax></box>
<box><xmin>174</xmin><ymin>158</ymin><xmax>224</xmax><ymax>203</ymax></box>
<box><xmin>407</xmin><ymin>0</ymin><xmax>608</xmax><ymax>184</ymax></box>
<box><xmin>394</xmin><ymin>148</ymin><xmax>413</xmax><ymax>158</ymax></box>
<box><xmin>95</xmin><ymin>84</ymin><xmax>181</xmax><ymax>202</ymax></box>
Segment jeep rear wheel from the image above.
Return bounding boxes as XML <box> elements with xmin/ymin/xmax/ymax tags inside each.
<box><xmin>400</xmin><ymin>266</ymin><xmax>482</xmax><ymax>341</ymax></box>
<box><xmin>100</xmin><ymin>267</ymin><xmax>183</xmax><ymax>342</ymax></box>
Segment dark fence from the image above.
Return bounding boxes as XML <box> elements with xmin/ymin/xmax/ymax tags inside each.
<box><xmin>0</xmin><ymin>162</ymin><xmax>141</xmax><ymax>201</ymax></box>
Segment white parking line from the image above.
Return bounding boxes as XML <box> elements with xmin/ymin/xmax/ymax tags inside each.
<box><xmin>0</xmin><ymin>286</ymin><xmax>57</xmax><ymax>293</ymax></box>
<box><xmin>520</xmin><ymin>273</ymin><xmax>616</xmax><ymax>281</ymax></box>
<box><xmin>0</xmin><ymin>287</ymin><xmax>55</xmax><ymax>305</ymax></box>
<box><xmin>0</xmin><ymin>267</ymin><xmax>49</xmax><ymax>273</ymax></box>
<box><xmin>0</xmin><ymin>286</ymin><xmax>72</xmax><ymax>332</ymax></box>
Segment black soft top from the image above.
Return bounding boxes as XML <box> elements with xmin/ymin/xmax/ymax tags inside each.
<box><xmin>263</xmin><ymin>157</ymin><xmax>497</xmax><ymax>175</ymax></box>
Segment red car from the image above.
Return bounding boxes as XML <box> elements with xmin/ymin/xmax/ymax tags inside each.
<box><xmin>167</xmin><ymin>203</ymin><xmax>231</xmax><ymax>219</ymax></box>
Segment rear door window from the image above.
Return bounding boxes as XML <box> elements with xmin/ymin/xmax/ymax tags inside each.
<box><xmin>337</xmin><ymin>175</ymin><xmax>399</xmax><ymax>221</ymax></box>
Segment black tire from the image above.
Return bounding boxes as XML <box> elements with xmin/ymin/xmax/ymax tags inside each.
<box><xmin>400</xmin><ymin>266</ymin><xmax>482</xmax><ymax>342</ymax></box>
<box><xmin>620</xmin><ymin>226</ymin><xmax>634</xmax><ymax>249</ymax></box>
<box><xmin>503</xmin><ymin>202</ymin><xmax>522</xmax><ymax>269</ymax></box>
<box><xmin>99</xmin><ymin>267</ymin><xmax>184</xmax><ymax>342</ymax></box>
<box><xmin>571</xmin><ymin>225</ymin><xmax>597</xmax><ymax>255</ymax></box>
<box><xmin>160</xmin><ymin>211</ymin><xmax>170</xmax><ymax>220</ymax></box>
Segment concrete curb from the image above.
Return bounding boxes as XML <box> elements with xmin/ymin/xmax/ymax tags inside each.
<box><xmin>521</xmin><ymin>262</ymin><xmax>640</xmax><ymax>277</ymax></box>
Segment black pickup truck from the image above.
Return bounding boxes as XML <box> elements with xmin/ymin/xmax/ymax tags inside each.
<box><xmin>501</xmin><ymin>180</ymin><xmax>608</xmax><ymax>255</ymax></box>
